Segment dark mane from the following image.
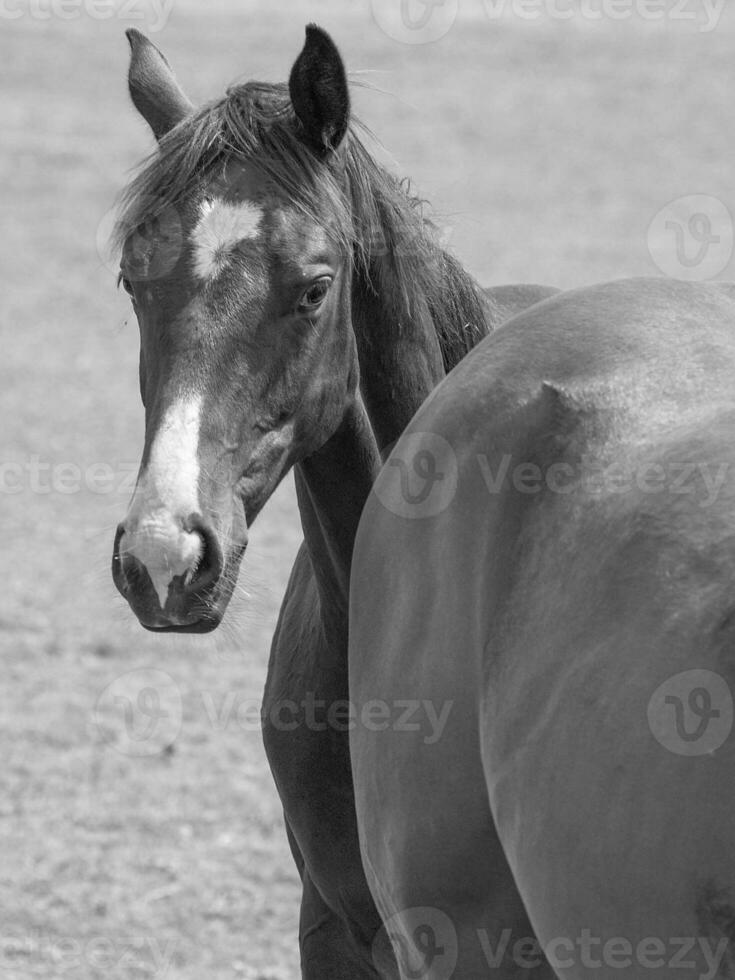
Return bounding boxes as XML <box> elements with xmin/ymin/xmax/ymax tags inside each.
<box><xmin>114</xmin><ymin>80</ymin><xmax>489</xmax><ymax>370</ymax></box>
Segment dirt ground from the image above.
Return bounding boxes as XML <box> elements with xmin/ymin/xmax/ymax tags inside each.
<box><xmin>3</xmin><ymin>1</ymin><xmax>735</xmax><ymax>976</ymax></box>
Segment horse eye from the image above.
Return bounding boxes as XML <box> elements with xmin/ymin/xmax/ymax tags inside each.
<box><xmin>298</xmin><ymin>276</ymin><xmax>332</xmax><ymax>311</ymax></box>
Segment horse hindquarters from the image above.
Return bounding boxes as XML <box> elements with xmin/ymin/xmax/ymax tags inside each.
<box><xmin>352</xmin><ymin>277</ymin><xmax>735</xmax><ymax>980</ymax></box>
<box><xmin>350</xmin><ymin>491</ymin><xmax>557</xmax><ymax>980</ymax></box>
<box><xmin>481</xmin><ymin>492</ymin><xmax>735</xmax><ymax>980</ymax></box>
<box><xmin>351</xmin><ymin>722</ymin><xmax>557</xmax><ymax>979</ymax></box>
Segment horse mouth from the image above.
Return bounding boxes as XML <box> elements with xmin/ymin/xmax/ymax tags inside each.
<box><xmin>112</xmin><ymin>533</ymin><xmax>246</xmax><ymax>633</ymax></box>
<box><xmin>142</xmin><ymin>616</ymin><xmax>221</xmax><ymax>634</ymax></box>
<box><xmin>117</xmin><ymin>581</ymin><xmax>231</xmax><ymax>633</ymax></box>
<box><xmin>114</xmin><ymin>578</ymin><xmax>225</xmax><ymax>633</ymax></box>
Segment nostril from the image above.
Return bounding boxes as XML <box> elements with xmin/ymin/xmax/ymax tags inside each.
<box><xmin>112</xmin><ymin>524</ymin><xmax>155</xmax><ymax>597</ymax></box>
<box><xmin>182</xmin><ymin>516</ymin><xmax>223</xmax><ymax>594</ymax></box>
<box><xmin>112</xmin><ymin>523</ymin><xmax>128</xmax><ymax>590</ymax></box>
<box><xmin>113</xmin><ymin>526</ymin><xmax>122</xmax><ymax>556</ymax></box>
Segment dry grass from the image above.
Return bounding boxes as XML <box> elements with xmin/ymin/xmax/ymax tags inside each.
<box><xmin>3</xmin><ymin>1</ymin><xmax>735</xmax><ymax>976</ymax></box>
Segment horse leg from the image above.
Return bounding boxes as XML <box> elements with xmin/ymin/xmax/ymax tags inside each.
<box><xmin>285</xmin><ymin>819</ymin><xmax>397</xmax><ymax>979</ymax></box>
<box><xmin>298</xmin><ymin>872</ymin><xmax>398</xmax><ymax>980</ymax></box>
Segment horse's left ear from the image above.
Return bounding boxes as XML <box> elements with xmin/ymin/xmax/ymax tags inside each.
<box><xmin>126</xmin><ymin>29</ymin><xmax>193</xmax><ymax>140</ymax></box>
<box><xmin>288</xmin><ymin>24</ymin><xmax>350</xmax><ymax>153</ymax></box>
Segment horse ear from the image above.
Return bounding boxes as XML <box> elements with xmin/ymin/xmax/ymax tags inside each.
<box><xmin>126</xmin><ymin>29</ymin><xmax>193</xmax><ymax>140</ymax></box>
<box><xmin>288</xmin><ymin>24</ymin><xmax>350</xmax><ymax>152</ymax></box>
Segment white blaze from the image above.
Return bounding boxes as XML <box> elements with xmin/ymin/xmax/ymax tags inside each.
<box><xmin>191</xmin><ymin>198</ymin><xmax>263</xmax><ymax>280</ymax></box>
<box><xmin>124</xmin><ymin>394</ymin><xmax>204</xmax><ymax>608</ymax></box>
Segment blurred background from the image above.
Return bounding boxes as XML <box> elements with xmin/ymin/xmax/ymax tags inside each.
<box><xmin>2</xmin><ymin>0</ymin><xmax>735</xmax><ymax>976</ymax></box>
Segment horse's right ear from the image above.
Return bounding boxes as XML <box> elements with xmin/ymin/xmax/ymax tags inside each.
<box><xmin>288</xmin><ymin>24</ymin><xmax>350</xmax><ymax>153</ymax></box>
<box><xmin>126</xmin><ymin>29</ymin><xmax>193</xmax><ymax>140</ymax></box>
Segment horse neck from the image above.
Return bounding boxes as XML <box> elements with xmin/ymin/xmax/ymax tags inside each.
<box><xmin>351</xmin><ymin>269</ymin><xmax>447</xmax><ymax>453</ymax></box>
<box><xmin>293</xmin><ymin>394</ymin><xmax>381</xmax><ymax>645</ymax></box>
<box><xmin>291</xmin><ymin>156</ymin><xmax>486</xmax><ymax>644</ymax></box>
<box><xmin>290</xmin><ymin>270</ymin><xmax>450</xmax><ymax>650</ymax></box>
<box><xmin>339</xmin><ymin>138</ymin><xmax>487</xmax><ymax>452</ymax></box>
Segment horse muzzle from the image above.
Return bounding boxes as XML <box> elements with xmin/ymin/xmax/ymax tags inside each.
<box><xmin>112</xmin><ymin>511</ymin><xmax>227</xmax><ymax>632</ymax></box>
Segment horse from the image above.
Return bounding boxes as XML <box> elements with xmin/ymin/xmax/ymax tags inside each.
<box><xmin>350</xmin><ymin>276</ymin><xmax>735</xmax><ymax>979</ymax></box>
<box><xmin>110</xmin><ymin>25</ymin><xmax>558</xmax><ymax>978</ymax></box>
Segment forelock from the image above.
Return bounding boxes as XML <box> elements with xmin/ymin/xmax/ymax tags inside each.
<box><xmin>112</xmin><ymin>81</ymin><xmax>353</xmax><ymax>259</ymax></box>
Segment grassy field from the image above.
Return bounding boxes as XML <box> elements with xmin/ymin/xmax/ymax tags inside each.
<box><xmin>3</xmin><ymin>1</ymin><xmax>735</xmax><ymax>976</ymax></box>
